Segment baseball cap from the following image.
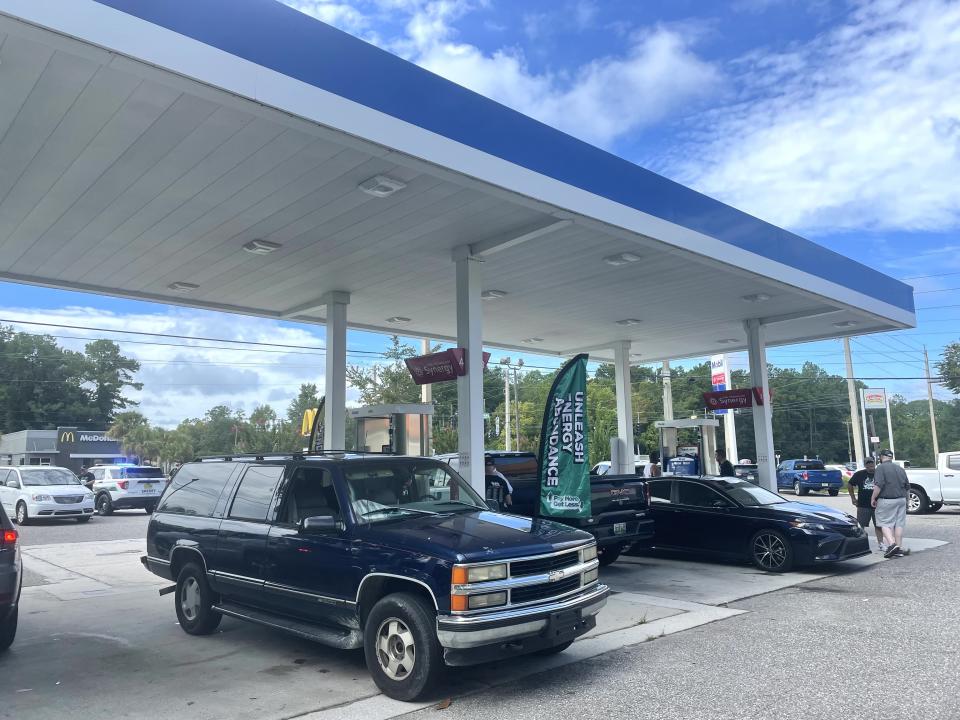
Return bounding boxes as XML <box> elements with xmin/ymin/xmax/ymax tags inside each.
<box><xmin>880</xmin><ymin>449</ymin><xmax>894</xmax><ymax>458</ymax></box>
<box><xmin>864</xmin><ymin>457</ymin><xmax>876</xmax><ymax>465</ymax></box>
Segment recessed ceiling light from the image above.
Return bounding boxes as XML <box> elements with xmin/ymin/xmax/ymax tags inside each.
<box><xmin>521</xmin><ymin>337</ymin><xmax>544</xmax><ymax>344</ymax></box>
<box><xmin>616</xmin><ymin>318</ymin><xmax>642</xmax><ymax>326</ymax></box>
<box><xmin>741</xmin><ymin>293</ymin><xmax>771</xmax><ymax>303</ymax></box>
<box><xmin>386</xmin><ymin>316</ymin><xmax>411</xmax><ymax>324</ymax></box>
<box><xmin>242</xmin><ymin>238</ymin><xmax>282</xmax><ymax>255</ymax></box>
<box><xmin>482</xmin><ymin>289</ymin><xmax>509</xmax><ymax>300</ymax></box>
<box><xmin>603</xmin><ymin>252</ymin><xmax>642</xmax><ymax>267</ymax></box>
<box><xmin>716</xmin><ymin>338</ymin><xmax>739</xmax><ymax>344</ymax></box>
<box><xmin>833</xmin><ymin>320</ymin><xmax>859</xmax><ymax>327</ymax></box>
<box><xmin>359</xmin><ymin>175</ymin><xmax>406</xmax><ymax>198</ymax></box>
<box><xmin>168</xmin><ymin>281</ymin><xmax>199</xmax><ymax>293</ymax></box>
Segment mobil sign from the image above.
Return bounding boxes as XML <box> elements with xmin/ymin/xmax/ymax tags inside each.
<box><xmin>710</xmin><ymin>354</ymin><xmax>728</xmax><ymax>414</ymax></box>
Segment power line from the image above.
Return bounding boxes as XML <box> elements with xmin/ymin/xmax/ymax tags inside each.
<box><xmin>914</xmin><ymin>286</ymin><xmax>960</xmax><ymax>294</ymax></box>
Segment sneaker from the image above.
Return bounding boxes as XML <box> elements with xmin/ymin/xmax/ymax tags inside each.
<box><xmin>884</xmin><ymin>544</ymin><xmax>900</xmax><ymax>559</ymax></box>
<box><xmin>894</xmin><ymin>547</ymin><xmax>910</xmax><ymax>557</ymax></box>
<box><xmin>878</xmin><ymin>543</ymin><xmax>888</xmax><ymax>553</ymax></box>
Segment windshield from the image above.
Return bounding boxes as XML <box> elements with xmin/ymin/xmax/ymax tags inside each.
<box><xmin>342</xmin><ymin>460</ymin><xmax>488</xmax><ymax>523</ymax></box>
<box><xmin>19</xmin><ymin>468</ymin><xmax>81</xmax><ymax>486</ymax></box>
<box><xmin>715</xmin><ymin>479</ymin><xmax>785</xmax><ymax>506</ymax></box>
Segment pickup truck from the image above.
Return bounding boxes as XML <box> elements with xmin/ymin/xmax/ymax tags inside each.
<box><xmin>902</xmin><ymin>451</ymin><xmax>960</xmax><ymax>514</ymax></box>
<box><xmin>437</xmin><ymin>451</ymin><xmax>653</xmax><ymax>567</ymax></box>
<box><xmin>142</xmin><ymin>454</ymin><xmax>607</xmax><ymax>701</ymax></box>
<box><xmin>776</xmin><ymin>459</ymin><xmax>842</xmax><ymax>496</ymax></box>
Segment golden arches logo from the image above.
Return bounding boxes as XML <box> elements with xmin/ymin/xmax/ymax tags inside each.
<box><xmin>60</xmin><ymin>431</ymin><xmax>75</xmax><ymax>443</ymax></box>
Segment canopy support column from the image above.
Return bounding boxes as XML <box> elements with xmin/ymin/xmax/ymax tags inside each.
<box><xmin>745</xmin><ymin>319</ymin><xmax>776</xmax><ymax>491</ymax></box>
<box><xmin>613</xmin><ymin>341</ymin><xmax>634</xmax><ymax>475</ymax></box>
<box><xmin>454</xmin><ymin>248</ymin><xmax>485</xmax><ymax>494</ymax></box>
<box><xmin>323</xmin><ymin>291</ymin><xmax>349</xmax><ymax>452</ymax></box>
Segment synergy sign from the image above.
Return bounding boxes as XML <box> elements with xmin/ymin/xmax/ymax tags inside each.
<box><xmin>538</xmin><ymin>354</ymin><xmax>590</xmax><ymax>518</ymax></box>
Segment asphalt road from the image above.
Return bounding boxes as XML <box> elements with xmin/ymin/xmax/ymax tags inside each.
<box><xmin>15</xmin><ymin>511</ymin><xmax>150</xmax><ymax>547</ymax></box>
<box><xmin>405</xmin><ymin>506</ymin><xmax>960</xmax><ymax>720</ymax></box>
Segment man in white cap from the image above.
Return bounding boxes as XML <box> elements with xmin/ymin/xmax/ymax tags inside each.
<box><xmin>870</xmin><ymin>449</ymin><xmax>910</xmax><ymax>558</ymax></box>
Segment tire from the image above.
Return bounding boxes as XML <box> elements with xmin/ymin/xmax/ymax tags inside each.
<box><xmin>0</xmin><ymin>606</ymin><xmax>17</xmax><ymax>652</ymax></box>
<box><xmin>597</xmin><ymin>543</ymin><xmax>623</xmax><ymax>567</ymax></box>
<box><xmin>828</xmin><ymin>489</ymin><xmax>839</xmax><ymax>497</ymax></box>
<box><xmin>749</xmin><ymin>529</ymin><xmax>794</xmax><ymax>572</ymax></box>
<box><xmin>907</xmin><ymin>486</ymin><xmax>929</xmax><ymax>515</ymax></box>
<box><xmin>174</xmin><ymin>562</ymin><xmax>222</xmax><ymax>635</ymax></box>
<box><xmin>929</xmin><ymin>503</ymin><xmax>943</xmax><ymax>513</ymax></box>
<box><xmin>14</xmin><ymin>502</ymin><xmax>28</xmax><ymax>526</ymax></box>
<box><xmin>96</xmin><ymin>494</ymin><xmax>113</xmax><ymax>516</ymax></box>
<box><xmin>76</xmin><ymin>516</ymin><xmax>91</xmax><ymax>523</ymax></box>
<box><xmin>364</xmin><ymin>592</ymin><xmax>443</xmax><ymax>702</ymax></box>
<box><xmin>794</xmin><ymin>481</ymin><xmax>809</xmax><ymax>497</ymax></box>
<box><xmin>535</xmin><ymin>639</ymin><xmax>574</xmax><ymax>656</ymax></box>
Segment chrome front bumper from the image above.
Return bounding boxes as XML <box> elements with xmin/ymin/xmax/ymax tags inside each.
<box><xmin>437</xmin><ymin>583</ymin><xmax>609</xmax><ymax>649</ymax></box>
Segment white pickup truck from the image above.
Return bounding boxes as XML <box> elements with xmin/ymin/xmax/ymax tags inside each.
<box><xmin>906</xmin><ymin>451</ymin><xmax>960</xmax><ymax>514</ymax></box>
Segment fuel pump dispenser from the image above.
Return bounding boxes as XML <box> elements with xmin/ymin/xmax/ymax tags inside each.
<box><xmin>349</xmin><ymin>403</ymin><xmax>434</xmax><ymax>455</ymax></box>
<box><xmin>654</xmin><ymin>418</ymin><xmax>720</xmax><ymax>476</ymax></box>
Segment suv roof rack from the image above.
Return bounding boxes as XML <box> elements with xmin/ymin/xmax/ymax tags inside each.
<box><xmin>193</xmin><ymin>449</ymin><xmax>401</xmax><ymax>463</ymax></box>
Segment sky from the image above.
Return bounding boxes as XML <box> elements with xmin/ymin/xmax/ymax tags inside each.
<box><xmin>0</xmin><ymin>0</ymin><xmax>958</xmax><ymax>427</ymax></box>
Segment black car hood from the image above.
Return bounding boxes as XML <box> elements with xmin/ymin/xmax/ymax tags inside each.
<box><xmin>755</xmin><ymin>501</ymin><xmax>858</xmax><ymax>524</ymax></box>
<box><xmin>361</xmin><ymin>511</ymin><xmax>592</xmax><ymax>563</ymax></box>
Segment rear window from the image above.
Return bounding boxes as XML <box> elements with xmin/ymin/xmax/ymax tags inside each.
<box><xmin>491</xmin><ymin>455</ymin><xmax>538</xmax><ymax>478</ymax></box>
<box><xmin>948</xmin><ymin>455</ymin><xmax>960</xmax><ymax>471</ymax></box>
<box><xmin>228</xmin><ymin>465</ymin><xmax>285</xmax><ymax>521</ymax></box>
<box><xmin>157</xmin><ymin>462</ymin><xmax>237</xmax><ymax>517</ymax></box>
<box><xmin>122</xmin><ymin>467</ymin><xmax>165</xmax><ymax>479</ymax></box>
<box><xmin>794</xmin><ymin>461</ymin><xmax>825</xmax><ymax>470</ymax></box>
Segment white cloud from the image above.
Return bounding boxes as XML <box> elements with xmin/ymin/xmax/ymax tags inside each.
<box><xmin>669</xmin><ymin>0</ymin><xmax>960</xmax><ymax>233</ymax></box>
<box><xmin>0</xmin><ymin>306</ymin><xmax>330</xmax><ymax>428</ymax></box>
<box><xmin>282</xmin><ymin>0</ymin><xmax>720</xmax><ymax>147</ymax></box>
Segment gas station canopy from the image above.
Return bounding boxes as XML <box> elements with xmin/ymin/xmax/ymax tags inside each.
<box><xmin>0</xmin><ymin>0</ymin><xmax>914</xmax><ymax>364</ymax></box>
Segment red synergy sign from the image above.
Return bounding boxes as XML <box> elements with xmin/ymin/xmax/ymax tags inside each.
<box><xmin>702</xmin><ymin>388</ymin><xmax>758</xmax><ymax>410</ymax></box>
<box><xmin>405</xmin><ymin>349</ymin><xmax>490</xmax><ymax>385</ymax></box>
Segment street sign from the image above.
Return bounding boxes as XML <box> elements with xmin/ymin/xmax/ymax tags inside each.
<box><xmin>703</xmin><ymin>388</ymin><xmax>754</xmax><ymax>410</ymax></box>
<box><xmin>863</xmin><ymin>388</ymin><xmax>887</xmax><ymax>410</ymax></box>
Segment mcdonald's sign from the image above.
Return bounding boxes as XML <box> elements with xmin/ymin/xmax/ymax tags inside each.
<box><xmin>60</xmin><ymin>430</ymin><xmax>76</xmax><ymax>443</ymax></box>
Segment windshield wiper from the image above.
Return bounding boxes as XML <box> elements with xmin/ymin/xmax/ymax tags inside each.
<box><xmin>429</xmin><ymin>500</ymin><xmax>484</xmax><ymax>511</ymax></box>
<box><xmin>360</xmin><ymin>506</ymin><xmax>438</xmax><ymax>518</ymax></box>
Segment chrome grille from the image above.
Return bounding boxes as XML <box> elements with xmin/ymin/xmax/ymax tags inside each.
<box><xmin>510</xmin><ymin>550</ymin><xmax>579</xmax><ymax>577</ymax></box>
<box><xmin>54</xmin><ymin>495</ymin><xmax>84</xmax><ymax>504</ymax></box>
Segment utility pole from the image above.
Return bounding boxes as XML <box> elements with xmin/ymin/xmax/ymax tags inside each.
<box><xmin>661</xmin><ymin>360</ymin><xmax>677</xmax><ymax>460</ymax></box>
<box><xmin>843</xmin><ymin>337</ymin><xmax>865</xmax><ymax>466</ymax></box>
<box><xmin>842</xmin><ymin>420</ymin><xmax>852</xmax><ymax>462</ymax></box>
<box><xmin>924</xmin><ymin>346</ymin><xmax>940</xmax><ymax>463</ymax></box>
<box><xmin>513</xmin><ymin>360</ymin><xmax>523</xmax><ymax>450</ymax></box>
<box><xmin>500</xmin><ymin>357</ymin><xmax>512</xmax><ymax>451</ymax></box>
<box><xmin>421</xmin><ymin>338</ymin><xmax>432</xmax><ymax>454</ymax></box>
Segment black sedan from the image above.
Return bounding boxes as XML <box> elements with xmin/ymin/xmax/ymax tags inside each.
<box><xmin>0</xmin><ymin>502</ymin><xmax>21</xmax><ymax>651</ymax></box>
<box><xmin>644</xmin><ymin>476</ymin><xmax>870</xmax><ymax>572</ymax></box>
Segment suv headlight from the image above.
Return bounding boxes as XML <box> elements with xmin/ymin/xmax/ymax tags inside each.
<box><xmin>31</xmin><ymin>494</ymin><xmax>53</xmax><ymax>502</ymax></box>
<box><xmin>452</xmin><ymin>563</ymin><xmax>508</xmax><ymax>584</ymax></box>
<box><xmin>581</xmin><ymin>544</ymin><xmax>598</xmax><ymax>563</ymax></box>
<box><xmin>84</xmin><ymin>493</ymin><xmax>95</xmax><ymax>500</ymax></box>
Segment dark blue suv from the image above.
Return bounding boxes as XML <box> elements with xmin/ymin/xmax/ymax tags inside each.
<box><xmin>142</xmin><ymin>454</ymin><xmax>607</xmax><ymax>701</ymax></box>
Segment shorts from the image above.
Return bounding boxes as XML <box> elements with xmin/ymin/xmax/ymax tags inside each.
<box><xmin>856</xmin><ymin>507</ymin><xmax>876</xmax><ymax>527</ymax></box>
<box><xmin>874</xmin><ymin>497</ymin><xmax>907</xmax><ymax>529</ymax></box>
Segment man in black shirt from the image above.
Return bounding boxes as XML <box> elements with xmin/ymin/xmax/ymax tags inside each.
<box><xmin>847</xmin><ymin>458</ymin><xmax>883</xmax><ymax>548</ymax></box>
<box><xmin>716</xmin><ymin>449</ymin><xmax>736</xmax><ymax>477</ymax></box>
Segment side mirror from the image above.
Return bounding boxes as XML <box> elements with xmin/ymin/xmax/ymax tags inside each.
<box><xmin>6</xmin><ymin>479</ymin><xmax>18</xmax><ymax>488</ymax></box>
<box><xmin>298</xmin><ymin>515</ymin><xmax>339</xmax><ymax>533</ymax></box>
<box><xmin>485</xmin><ymin>499</ymin><xmax>501</xmax><ymax>512</ymax></box>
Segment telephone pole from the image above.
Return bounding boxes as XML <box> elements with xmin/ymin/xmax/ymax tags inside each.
<box><xmin>924</xmin><ymin>346</ymin><xmax>940</xmax><ymax>462</ymax></box>
<box><xmin>843</xmin><ymin>338</ymin><xmax>865</xmax><ymax>465</ymax></box>
<box><xmin>500</xmin><ymin>358</ymin><xmax>512</xmax><ymax>451</ymax></box>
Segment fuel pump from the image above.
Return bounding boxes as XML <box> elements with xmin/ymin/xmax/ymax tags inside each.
<box><xmin>654</xmin><ymin>418</ymin><xmax>720</xmax><ymax>476</ymax></box>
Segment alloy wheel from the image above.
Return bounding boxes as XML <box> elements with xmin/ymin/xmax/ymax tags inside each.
<box><xmin>376</xmin><ymin>617</ymin><xmax>416</xmax><ymax>681</ymax></box>
<box><xmin>16</xmin><ymin>504</ymin><xmax>26</xmax><ymax>524</ymax></box>
<box><xmin>180</xmin><ymin>577</ymin><xmax>201</xmax><ymax>622</ymax></box>
<box><xmin>908</xmin><ymin>491</ymin><xmax>921</xmax><ymax>513</ymax></box>
<box><xmin>753</xmin><ymin>533</ymin><xmax>787</xmax><ymax>570</ymax></box>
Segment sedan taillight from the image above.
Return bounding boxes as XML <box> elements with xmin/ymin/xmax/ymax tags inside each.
<box><xmin>1</xmin><ymin>529</ymin><xmax>17</xmax><ymax>546</ymax></box>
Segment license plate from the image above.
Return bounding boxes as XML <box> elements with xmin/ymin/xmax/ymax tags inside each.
<box><xmin>142</xmin><ymin>484</ymin><xmax>154</xmax><ymax>491</ymax></box>
<box><xmin>821</xmin><ymin>482</ymin><xmax>829</xmax><ymax>487</ymax></box>
<box><xmin>613</xmin><ymin>522</ymin><xmax>627</xmax><ymax>536</ymax></box>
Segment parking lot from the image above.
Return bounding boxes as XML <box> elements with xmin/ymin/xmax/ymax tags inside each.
<box><xmin>5</xmin><ymin>497</ymin><xmax>953</xmax><ymax>720</ymax></box>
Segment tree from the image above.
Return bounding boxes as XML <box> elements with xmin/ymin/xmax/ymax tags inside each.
<box><xmin>345</xmin><ymin>336</ymin><xmax>420</xmax><ymax>405</ymax></box>
<box><xmin>937</xmin><ymin>342</ymin><xmax>960</xmax><ymax>395</ymax></box>
<box><xmin>84</xmin><ymin>339</ymin><xmax>142</xmax><ymax>425</ymax></box>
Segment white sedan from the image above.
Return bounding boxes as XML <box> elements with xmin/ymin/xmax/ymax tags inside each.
<box><xmin>0</xmin><ymin>466</ymin><xmax>95</xmax><ymax>524</ymax></box>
